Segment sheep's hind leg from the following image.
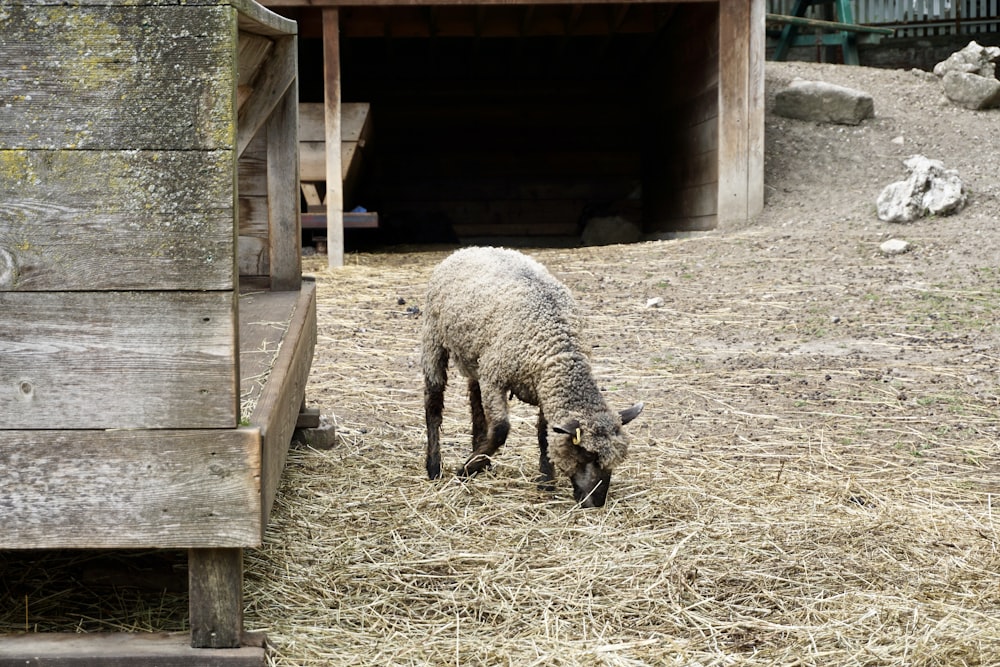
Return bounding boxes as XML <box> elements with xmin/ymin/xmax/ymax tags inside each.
<box><xmin>458</xmin><ymin>384</ymin><xmax>509</xmax><ymax>477</ymax></box>
<box><xmin>423</xmin><ymin>348</ymin><xmax>448</xmax><ymax>480</ymax></box>
<box><xmin>536</xmin><ymin>410</ymin><xmax>555</xmax><ymax>492</ymax></box>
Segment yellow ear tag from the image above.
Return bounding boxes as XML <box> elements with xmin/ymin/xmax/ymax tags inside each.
<box><xmin>572</xmin><ymin>428</ymin><xmax>582</xmax><ymax>445</ymax></box>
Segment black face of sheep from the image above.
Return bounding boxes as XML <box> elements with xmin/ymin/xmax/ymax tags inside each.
<box><xmin>551</xmin><ymin>402</ymin><xmax>643</xmax><ymax>508</ymax></box>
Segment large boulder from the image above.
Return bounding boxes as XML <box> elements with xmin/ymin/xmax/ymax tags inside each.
<box><xmin>876</xmin><ymin>155</ymin><xmax>967</xmax><ymax>223</ymax></box>
<box><xmin>773</xmin><ymin>79</ymin><xmax>875</xmax><ymax>125</ymax></box>
<box><xmin>941</xmin><ymin>71</ymin><xmax>1000</xmax><ymax>110</ymax></box>
<box><xmin>934</xmin><ymin>41</ymin><xmax>1000</xmax><ymax>110</ymax></box>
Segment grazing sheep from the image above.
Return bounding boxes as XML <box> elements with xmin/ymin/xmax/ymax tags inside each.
<box><xmin>422</xmin><ymin>246</ymin><xmax>643</xmax><ymax>508</ymax></box>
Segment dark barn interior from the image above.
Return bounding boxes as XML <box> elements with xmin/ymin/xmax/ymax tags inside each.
<box><xmin>283</xmin><ymin>3</ymin><xmax>722</xmax><ymax>245</ymax></box>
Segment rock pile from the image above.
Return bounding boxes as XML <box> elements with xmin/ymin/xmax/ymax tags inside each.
<box><xmin>933</xmin><ymin>41</ymin><xmax>1000</xmax><ymax>110</ymax></box>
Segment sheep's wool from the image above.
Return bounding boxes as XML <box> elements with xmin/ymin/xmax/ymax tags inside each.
<box><xmin>423</xmin><ymin>247</ymin><xmax>629</xmax><ymax>472</ymax></box>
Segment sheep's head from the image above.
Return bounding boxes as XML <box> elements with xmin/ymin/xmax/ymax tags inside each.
<box><xmin>550</xmin><ymin>402</ymin><xmax>643</xmax><ymax>508</ymax></box>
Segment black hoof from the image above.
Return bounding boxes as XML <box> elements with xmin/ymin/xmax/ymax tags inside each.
<box><xmin>457</xmin><ymin>454</ymin><xmax>492</xmax><ymax>477</ymax></box>
<box><xmin>534</xmin><ymin>474</ymin><xmax>555</xmax><ymax>492</ymax></box>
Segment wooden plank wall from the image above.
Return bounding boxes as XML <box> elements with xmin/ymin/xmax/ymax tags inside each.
<box><xmin>0</xmin><ymin>3</ymin><xmax>241</xmax><ymax>431</ymax></box>
<box><xmin>642</xmin><ymin>3</ymin><xmax>720</xmax><ymax>232</ymax></box>
<box><xmin>0</xmin><ymin>1</ymin><xmax>268</xmax><ymax>552</ymax></box>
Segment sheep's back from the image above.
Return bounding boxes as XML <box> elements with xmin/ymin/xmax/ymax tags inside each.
<box><xmin>423</xmin><ymin>247</ymin><xmax>580</xmax><ymax>380</ymax></box>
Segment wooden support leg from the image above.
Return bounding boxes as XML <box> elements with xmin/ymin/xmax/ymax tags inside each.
<box><xmin>189</xmin><ymin>548</ymin><xmax>244</xmax><ymax>649</ymax></box>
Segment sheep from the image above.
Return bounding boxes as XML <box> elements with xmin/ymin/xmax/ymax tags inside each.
<box><xmin>421</xmin><ymin>246</ymin><xmax>643</xmax><ymax>508</ymax></box>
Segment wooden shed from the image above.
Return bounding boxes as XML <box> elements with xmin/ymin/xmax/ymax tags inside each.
<box><xmin>0</xmin><ymin>0</ymin><xmax>313</xmax><ymax>663</ymax></box>
<box><xmin>263</xmin><ymin>0</ymin><xmax>764</xmax><ymax>265</ymax></box>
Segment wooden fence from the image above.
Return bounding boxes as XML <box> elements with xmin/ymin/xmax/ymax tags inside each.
<box><xmin>767</xmin><ymin>0</ymin><xmax>1000</xmax><ymax>36</ymax></box>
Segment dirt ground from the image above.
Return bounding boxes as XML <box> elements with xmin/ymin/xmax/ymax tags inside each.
<box><xmin>294</xmin><ymin>59</ymin><xmax>1000</xmax><ymax>508</ymax></box>
<box><xmin>241</xmin><ymin>61</ymin><xmax>999</xmax><ymax>665</ymax></box>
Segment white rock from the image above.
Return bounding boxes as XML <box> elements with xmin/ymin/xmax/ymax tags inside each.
<box><xmin>880</xmin><ymin>239</ymin><xmax>912</xmax><ymax>256</ymax></box>
<box><xmin>645</xmin><ymin>297</ymin><xmax>665</xmax><ymax>309</ymax></box>
<box><xmin>876</xmin><ymin>155</ymin><xmax>967</xmax><ymax>223</ymax></box>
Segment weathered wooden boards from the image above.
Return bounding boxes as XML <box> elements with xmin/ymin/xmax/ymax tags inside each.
<box><xmin>239</xmin><ymin>280</ymin><xmax>317</xmax><ymax>526</ymax></box>
<box><xmin>0</xmin><ymin>291</ymin><xmax>238</xmax><ymax>429</ymax></box>
<box><xmin>0</xmin><ymin>632</ymin><xmax>266</xmax><ymax>667</ymax></box>
<box><xmin>1</xmin><ymin>0</ymin><xmax>304</xmax><ymax>659</ymax></box>
<box><xmin>0</xmin><ymin>3</ymin><xmax>243</xmax><ymax>434</ymax></box>
<box><xmin>0</xmin><ymin>7</ymin><xmax>242</xmax><ymax>471</ymax></box>
<box><xmin>0</xmin><ymin>5</ymin><xmax>236</xmax><ymax>291</ymax></box>
<box><xmin>0</xmin><ymin>428</ymin><xmax>261</xmax><ymax>549</ymax></box>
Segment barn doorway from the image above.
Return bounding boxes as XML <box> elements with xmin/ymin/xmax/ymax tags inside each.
<box><xmin>289</xmin><ymin>2</ymin><xmax>723</xmax><ymax>247</ymax></box>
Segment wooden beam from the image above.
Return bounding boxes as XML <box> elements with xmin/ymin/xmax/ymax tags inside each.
<box><xmin>323</xmin><ymin>7</ymin><xmax>345</xmax><ymax>268</ymax></box>
<box><xmin>266</xmin><ymin>76</ymin><xmax>302</xmax><ymax>291</ymax></box>
<box><xmin>0</xmin><ymin>632</ymin><xmax>265</xmax><ymax>666</ymax></box>
<box><xmin>748</xmin><ymin>0</ymin><xmax>765</xmax><ymax>218</ymax></box>
<box><xmin>249</xmin><ymin>279</ymin><xmax>317</xmax><ymax>529</ymax></box>
<box><xmin>766</xmin><ymin>12</ymin><xmax>895</xmax><ymax>35</ymax></box>
<box><xmin>0</xmin><ymin>428</ymin><xmax>261</xmax><ymax>549</ymax></box>
<box><xmin>236</xmin><ymin>35</ymin><xmax>296</xmax><ymax>158</ymax></box>
<box><xmin>717</xmin><ymin>0</ymin><xmax>764</xmax><ymax>225</ymax></box>
<box><xmin>263</xmin><ymin>0</ymin><xmax>713</xmax><ymax>6</ymax></box>
<box><xmin>189</xmin><ymin>549</ymin><xmax>244</xmax><ymax>649</ymax></box>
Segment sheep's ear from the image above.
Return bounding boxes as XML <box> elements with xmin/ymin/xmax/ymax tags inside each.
<box><xmin>552</xmin><ymin>419</ymin><xmax>582</xmax><ymax>445</ymax></box>
<box><xmin>619</xmin><ymin>402</ymin><xmax>644</xmax><ymax>425</ymax></box>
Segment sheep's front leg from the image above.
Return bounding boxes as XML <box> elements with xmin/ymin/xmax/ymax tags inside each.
<box><xmin>536</xmin><ymin>410</ymin><xmax>555</xmax><ymax>491</ymax></box>
<box><xmin>458</xmin><ymin>383</ymin><xmax>509</xmax><ymax>477</ymax></box>
<box><xmin>468</xmin><ymin>380</ymin><xmax>489</xmax><ymax>452</ymax></box>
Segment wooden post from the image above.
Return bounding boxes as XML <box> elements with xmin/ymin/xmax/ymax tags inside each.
<box><xmin>718</xmin><ymin>0</ymin><xmax>765</xmax><ymax>226</ymax></box>
<box><xmin>267</xmin><ymin>60</ymin><xmax>302</xmax><ymax>292</ymax></box>
<box><xmin>748</xmin><ymin>0</ymin><xmax>765</xmax><ymax>219</ymax></box>
<box><xmin>189</xmin><ymin>548</ymin><xmax>244</xmax><ymax>649</ymax></box>
<box><xmin>323</xmin><ymin>8</ymin><xmax>344</xmax><ymax>268</ymax></box>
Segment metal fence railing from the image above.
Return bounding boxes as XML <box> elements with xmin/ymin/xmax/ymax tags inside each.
<box><xmin>767</xmin><ymin>0</ymin><xmax>1000</xmax><ymax>37</ymax></box>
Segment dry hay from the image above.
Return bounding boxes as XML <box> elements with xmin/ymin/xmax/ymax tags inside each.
<box><xmin>242</xmin><ymin>238</ymin><xmax>1000</xmax><ymax>666</ymax></box>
